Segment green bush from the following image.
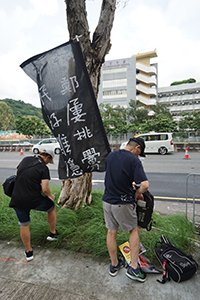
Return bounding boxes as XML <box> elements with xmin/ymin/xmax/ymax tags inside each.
<box><xmin>170</xmin><ymin>78</ymin><xmax>196</xmax><ymax>86</ymax></box>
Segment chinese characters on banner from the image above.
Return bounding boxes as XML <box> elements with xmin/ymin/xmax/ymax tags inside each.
<box><xmin>20</xmin><ymin>40</ymin><xmax>111</xmax><ymax>178</ymax></box>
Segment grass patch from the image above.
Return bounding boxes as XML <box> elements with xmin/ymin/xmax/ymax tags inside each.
<box><xmin>0</xmin><ymin>185</ymin><xmax>198</xmax><ymax>261</ymax></box>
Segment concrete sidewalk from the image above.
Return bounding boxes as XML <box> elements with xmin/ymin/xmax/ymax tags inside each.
<box><xmin>0</xmin><ymin>239</ymin><xmax>199</xmax><ymax>300</ymax></box>
<box><xmin>0</xmin><ymin>199</ymin><xmax>200</xmax><ymax>300</ymax></box>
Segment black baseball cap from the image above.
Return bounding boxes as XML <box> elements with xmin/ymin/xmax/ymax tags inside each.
<box><xmin>129</xmin><ymin>137</ymin><xmax>146</xmax><ymax>157</ymax></box>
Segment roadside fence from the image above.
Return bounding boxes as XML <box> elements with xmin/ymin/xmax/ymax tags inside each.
<box><xmin>186</xmin><ymin>173</ymin><xmax>200</xmax><ymax>228</ymax></box>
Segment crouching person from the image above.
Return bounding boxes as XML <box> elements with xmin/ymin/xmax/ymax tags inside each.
<box><xmin>9</xmin><ymin>149</ymin><xmax>58</xmax><ymax>261</ymax></box>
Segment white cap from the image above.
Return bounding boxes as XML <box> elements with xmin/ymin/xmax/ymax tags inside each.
<box><xmin>39</xmin><ymin>149</ymin><xmax>55</xmax><ymax>164</ymax></box>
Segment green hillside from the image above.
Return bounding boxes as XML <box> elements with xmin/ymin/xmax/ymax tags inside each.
<box><xmin>0</xmin><ymin>98</ymin><xmax>43</xmax><ymax>120</ymax></box>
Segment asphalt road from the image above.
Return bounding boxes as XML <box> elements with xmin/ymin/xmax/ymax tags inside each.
<box><xmin>1</xmin><ymin>151</ymin><xmax>200</xmax><ymax>201</ymax></box>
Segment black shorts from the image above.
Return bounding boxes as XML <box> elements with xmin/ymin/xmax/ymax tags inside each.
<box><xmin>14</xmin><ymin>197</ymin><xmax>55</xmax><ymax>225</ymax></box>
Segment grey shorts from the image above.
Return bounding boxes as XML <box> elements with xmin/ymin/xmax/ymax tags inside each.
<box><xmin>103</xmin><ymin>201</ymin><xmax>137</xmax><ymax>232</ymax></box>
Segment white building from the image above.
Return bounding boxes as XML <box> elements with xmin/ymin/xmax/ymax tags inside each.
<box><xmin>97</xmin><ymin>50</ymin><xmax>158</xmax><ymax>109</ymax></box>
<box><xmin>97</xmin><ymin>50</ymin><xmax>200</xmax><ymax>120</ymax></box>
<box><xmin>158</xmin><ymin>82</ymin><xmax>200</xmax><ymax>120</ymax></box>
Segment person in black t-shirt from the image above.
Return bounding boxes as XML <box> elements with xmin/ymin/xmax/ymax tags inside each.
<box><xmin>102</xmin><ymin>137</ymin><xmax>149</xmax><ymax>282</ymax></box>
<box><xmin>9</xmin><ymin>149</ymin><xmax>57</xmax><ymax>261</ymax></box>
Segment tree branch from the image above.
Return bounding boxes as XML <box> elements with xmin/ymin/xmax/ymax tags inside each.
<box><xmin>92</xmin><ymin>0</ymin><xmax>116</xmax><ymax>60</ymax></box>
<box><xmin>64</xmin><ymin>0</ymin><xmax>117</xmax><ymax>96</ymax></box>
<box><xmin>64</xmin><ymin>0</ymin><xmax>91</xmax><ymax>55</ymax></box>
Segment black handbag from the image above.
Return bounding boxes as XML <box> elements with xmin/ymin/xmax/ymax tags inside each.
<box><xmin>136</xmin><ymin>190</ymin><xmax>154</xmax><ymax>231</ymax></box>
<box><xmin>3</xmin><ymin>175</ymin><xmax>17</xmax><ymax>197</ymax></box>
<box><xmin>3</xmin><ymin>159</ymin><xmax>42</xmax><ymax>197</ymax></box>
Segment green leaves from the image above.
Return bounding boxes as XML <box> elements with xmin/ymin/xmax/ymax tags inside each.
<box><xmin>0</xmin><ymin>102</ymin><xmax>15</xmax><ymax>130</ymax></box>
<box><xmin>99</xmin><ymin>101</ymin><xmax>177</xmax><ymax>136</ymax></box>
<box><xmin>171</xmin><ymin>78</ymin><xmax>196</xmax><ymax>86</ymax></box>
<box><xmin>0</xmin><ymin>98</ymin><xmax>42</xmax><ymax>119</ymax></box>
<box><xmin>99</xmin><ymin>103</ymin><xmax>129</xmax><ymax>136</ymax></box>
<box><xmin>15</xmin><ymin>115</ymin><xmax>51</xmax><ymax>137</ymax></box>
<box><xmin>179</xmin><ymin>111</ymin><xmax>200</xmax><ymax>132</ymax></box>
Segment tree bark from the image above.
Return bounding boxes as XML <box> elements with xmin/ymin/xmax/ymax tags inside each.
<box><xmin>58</xmin><ymin>0</ymin><xmax>116</xmax><ymax>209</ymax></box>
<box><xmin>59</xmin><ymin>173</ymin><xmax>92</xmax><ymax>210</ymax></box>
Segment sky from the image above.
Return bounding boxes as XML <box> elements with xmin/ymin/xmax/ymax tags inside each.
<box><xmin>1</xmin><ymin>0</ymin><xmax>200</xmax><ymax>108</ymax></box>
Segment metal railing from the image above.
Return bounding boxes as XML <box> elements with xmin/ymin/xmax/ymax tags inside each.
<box><xmin>186</xmin><ymin>173</ymin><xmax>200</xmax><ymax>226</ymax></box>
<box><xmin>1</xmin><ymin>132</ymin><xmax>200</xmax><ymax>145</ymax></box>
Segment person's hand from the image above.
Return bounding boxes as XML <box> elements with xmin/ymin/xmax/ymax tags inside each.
<box><xmin>135</xmin><ymin>190</ymin><xmax>144</xmax><ymax>202</ymax></box>
<box><xmin>49</xmin><ymin>193</ymin><xmax>55</xmax><ymax>201</ymax></box>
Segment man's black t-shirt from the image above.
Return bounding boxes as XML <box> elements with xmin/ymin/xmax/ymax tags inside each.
<box><xmin>102</xmin><ymin>149</ymin><xmax>148</xmax><ymax>204</ymax></box>
<box><xmin>9</xmin><ymin>156</ymin><xmax>50</xmax><ymax>210</ymax></box>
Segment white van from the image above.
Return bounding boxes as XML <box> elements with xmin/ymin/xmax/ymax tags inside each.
<box><xmin>120</xmin><ymin>132</ymin><xmax>174</xmax><ymax>155</ymax></box>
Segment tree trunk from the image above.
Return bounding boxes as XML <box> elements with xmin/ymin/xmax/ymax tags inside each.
<box><xmin>58</xmin><ymin>0</ymin><xmax>116</xmax><ymax>209</ymax></box>
<box><xmin>58</xmin><ymin>173</ymin><xmax>92</xmax><ymax>210</ymax></box>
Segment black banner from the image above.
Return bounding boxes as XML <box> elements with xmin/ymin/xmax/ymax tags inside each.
<box><xmin>20</xmin><ymin>40</ymin><xmax>110</xmax><ymax>178</ymax></box>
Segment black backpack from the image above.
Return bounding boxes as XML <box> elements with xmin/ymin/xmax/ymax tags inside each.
<box><xmin>3</xmin><ymin>159</ymin><xmax>42</xmax><ymax>197</ymax></box>
<box><xmin>136</xmin><ymin>190</ymin><xmax>154</xmax><ymax>231</ymax></box>
<box><xmin>155</xmin><ymin>235</ymin><xmax>198</xmax><ymax>283</ymax></box>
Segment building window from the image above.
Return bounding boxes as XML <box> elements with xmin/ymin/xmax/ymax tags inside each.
<box><xmin>102</xmin><ymin>67</ymin><xmax>127</xmax><ymax>74</ymax></box>
<box><xmin>102</xmin><ymin>90</ymin><xmax>127</xmax><ymax>99</ymax></box>
<box><xmin>102</xmin><ymin>78</ymin><xmax>127</xmax><ymax>88</ymax></box>
<box><xmin>113</xmin><ymin>101</ymin><xmax>127</xmax><ymax>106</ymax></box>
<box><xmin>103</xmin><ymin>89</ymin><xmax>127</xmax><ymax>96</ymax></box>
<box><xmin>104</xmin><ymin>100</ymin><xmax>127</xmax><ymax>106</ymax></box>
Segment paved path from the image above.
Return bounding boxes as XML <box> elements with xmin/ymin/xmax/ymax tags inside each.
<box><xmin>0</xmin><ymin>239</ymin><xmax>199</xmax><ymax>300</ymax></box>
<box><xmin>1</xmin><ymin>198</ymin><xmax>200</xmax><ymax>300</ymax></box>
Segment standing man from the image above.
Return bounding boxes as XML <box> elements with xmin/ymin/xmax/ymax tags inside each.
<box><xmin>102</xmin><ymin>137</ymin><xmax>149</xmax><ymax>282</ymax></box>
<box><xmin>9</xmin><ymin>149</ymin><xmax>58</xmax><ymax>261</ymax></box>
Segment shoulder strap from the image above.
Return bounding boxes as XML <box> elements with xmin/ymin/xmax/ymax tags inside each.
<box><xmin>146</xmin><ymin>219</ymin><xmax>153</xmax><ymax>231</ymax></box>
<box><xmin>156</xmin><ymin>261</ymin><xmax>171</xmax><ymax>284</ymax></box>
<box><xmin>17</xmin><ymin>158</ymin><xmax>43</xmax><ymax>178</ymax></box>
